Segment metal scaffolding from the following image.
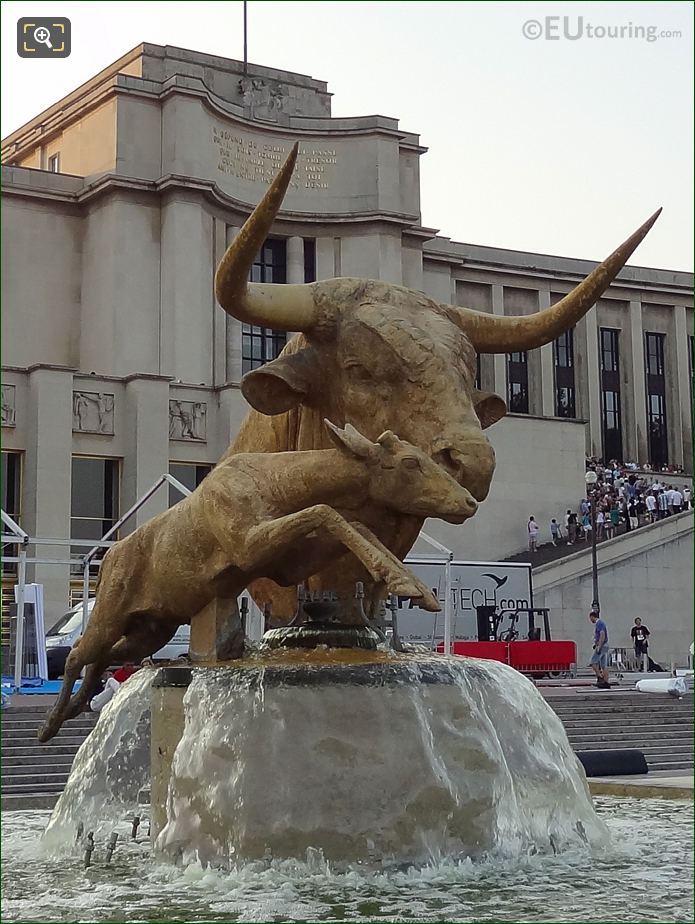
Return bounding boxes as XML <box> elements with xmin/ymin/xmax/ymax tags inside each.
<box><xmin>1</xmin><ymin>472</ymin><xmax>192</xmax><ymax>692</ymax></box>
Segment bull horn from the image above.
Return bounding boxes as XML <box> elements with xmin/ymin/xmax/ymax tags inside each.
<box><xmin>214</xmin><ymin>142</ymin><xmax>319</xmax><ymax>331</ymax></box>
<box><xmin>453</xmin><ymin>209</ymin><xmax>662</xmax><ymax>353</ymax></box>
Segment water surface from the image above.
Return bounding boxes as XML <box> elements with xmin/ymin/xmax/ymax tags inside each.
<box><xmin>2</xmin><ymin>798</ymin><xmax>691</xmax><ymax>923</ymax></box>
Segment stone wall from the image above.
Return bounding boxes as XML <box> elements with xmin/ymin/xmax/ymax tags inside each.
<box><xmin>533</xmin><ymin>511</ymin><xmax>694</xmax><ymax>665</ymax></box>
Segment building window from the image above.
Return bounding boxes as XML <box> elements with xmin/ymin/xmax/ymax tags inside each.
<box><xmin>600</xmin><ymin>328</ymin><xmax>620</xmax><ymax>372</ymax></box>
<box><xmin>1</xmin><ymin>451</ymin><xmax>22</xmax><ymax>576</ymax></box>
<box><xmin>48</xmin><ymin>153</ymin><xmax>60</xmax><ymax>173</ymax></box>
<box><xmin>242</xmin><ymin>239</ymin><xmax>287</xmax><ymax>374</ymax></box>
<box><xmin>169</xmin><ymin>462</ymin><xmax>212</xmax><ymax>507</ymax></box>
<box><xmin>475</xmin><ymin>354</ymin><xmax>482</xmax><ymax>390</ymax></box>
<box><xmin>506</xmin><ymin>352</ymin><xmax>528</xmax><ymax>414</ymax></box>
<box><xmin>644</xmin><ymin>332</ymin><xmax>668</xmax><ymax>466</ymax></box>
<box><xmin>554</xmin><ymin>329</ymin><xmax>576</xmax><ymax>417</ymax></box>
<box><xmin>304</xmin><ymin>238</ymin><xmax>316</xmax><ymax>283</ymax></box>
<box><xmin>600</xmin><ymin>328</ymin><xmax>622</xmax><ymax>460</ymax></box>
<box><xmin>70</xmin><ymin>457</ymin><xmax>119</xmax><ymax>570</ymax></box>
<box><xmin>554</xmin><ymin>330</ymin><xmax>574</xmax><ymax>368</ymax></box>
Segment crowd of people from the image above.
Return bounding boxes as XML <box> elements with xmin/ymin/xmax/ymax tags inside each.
<box><xmin>527</xmin><ymin>459</ymin><xmax>691</xmax><ymax>552</ymax></box>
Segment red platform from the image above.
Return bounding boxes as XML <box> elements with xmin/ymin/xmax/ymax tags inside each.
<box><xmin>437</xmin><ymin>640</ymin><xmax>577</xmax><ymax>677</ymax></box>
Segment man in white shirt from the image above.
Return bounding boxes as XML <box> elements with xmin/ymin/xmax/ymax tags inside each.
<box><xmin>657</xmin><ymin>490</ymin><xmax>669</xmax><ymax>519</ymax></box>
<box><xmin>671</xmin><ymin>488</ymin><xmax>683</xmax><ymax>514</ymax></box>
<box><xmin>683</xmin><ymin>486</ymin><xmax>691</xmax><ymax>509</ymax></box>
<box><xmin>645</xmin><ymin>493</ymin><xmax>657</xmax><ymax>523</ymax></box>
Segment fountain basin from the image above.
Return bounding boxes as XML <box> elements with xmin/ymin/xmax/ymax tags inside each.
<box><xmin>152</xmin><ymin>650</ymin><xmax>607</xmax><ymax>865</ymax></box>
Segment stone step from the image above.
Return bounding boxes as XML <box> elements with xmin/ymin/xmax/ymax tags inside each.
<box><xmin>1</xmin><ymin>771</ymin><xmax>71</xmax><ymax>788</ymax></box>
<box><xmin>1</xmin><ymin>725</ymin><xmax>95</xmax><ymax>739</ymax></box>
<box><xmin>1</xmin><ymin>736</ymin><xmax>91</xmax><ymax>751</ymax></box>
<box><xmin>560</xmin><ymin>716</ymin><xmax>690</xmax><ymax>729</ymax></box>
<box><xmin>1</xmin><ymin>715</ymin><xmax>97</xmax><ymax>727</ymax></box>
<box><xmin>569</xmin><ymin>739</ymin><xmax>693</xmax><ymax>752</ymax></box>
<box><xmin>2</xmin><ymin>763</ymin><xmax>74</xmax><ymax>779</ymax></box>
<box><xmin>567</xmin><ymin>728</ymin><xmax>693</xmax><ymax>744</ymax></box>
<box><xmin>1</xmin><ymin>744</ymin><xmax>83</xmax><ymax>758</ymax></box>
<box><xmin>646</xmin><ymin>760</ymin><xmax>694</xmax><ymax>771</ymax></box>
<box><xmin>2</xmin><ymin>781</ymin><xmax>68</xmax><ymax>795</ymax></box>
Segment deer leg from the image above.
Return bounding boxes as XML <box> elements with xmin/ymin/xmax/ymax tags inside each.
<box><xmin>38</xmin><ymin>600</ymin><xmax>129</xmax><ymax>742</ymax></box>
<box><xmin>62</xmin><ymin>621</ymin><xmax>176</xmax><ymax>720</ymax></box>
<box><xmin>223</xmin><ymin>505</ymin><xmax>439</xmax><ymax>610</ymax></box>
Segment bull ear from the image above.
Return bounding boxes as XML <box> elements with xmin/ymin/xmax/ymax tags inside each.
<box><xmin>324</xmin><ymin>420</ymin><xmax>376</xmax><ymax>459</ymax></box>
<box><xmin>473</xmin><ymin>389</ymin><xmax>507</xmax><ymax>429</ymax></box>
<box><xmin>241</xmin><ymin>347</ymin><xmax>321</xmax><ymax>415</ymax></box>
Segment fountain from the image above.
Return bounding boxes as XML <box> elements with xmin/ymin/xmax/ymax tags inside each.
<box><xmin>5</xmin><ymin>145</ymin><xmax>680</xmax><ymax>924</ymax></box>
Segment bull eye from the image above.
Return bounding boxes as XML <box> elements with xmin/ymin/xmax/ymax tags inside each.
<box><xmin>402</xmin><ymin>457</ymin><xmax>420</xmax><ymax>471</ymax></box>
<box><xmin>345</xmin><ymin>362</ymin><xmax>372</xmax><ymax>382</ymax></box>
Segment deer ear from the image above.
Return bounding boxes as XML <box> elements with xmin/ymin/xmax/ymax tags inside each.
<box><xmin>324</xmin><ymin>420</ymin><xmax>377</xmax><ymax>459</ymax></box>
<box><xmin>376</xmin><ymin>430</ymin><xmax>400</xmax><ymax>450</ymax></box>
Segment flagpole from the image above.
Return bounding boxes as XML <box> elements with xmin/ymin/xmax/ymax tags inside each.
<box><xmin>243</xmin><ymin>1</ymin><xmax>248</xmax><ymax>74</ymax></box>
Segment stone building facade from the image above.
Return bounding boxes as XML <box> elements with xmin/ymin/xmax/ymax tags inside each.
<box><xmin>2</xmin><ymin>44</ymin><xmax>693</xmax><ymax>627</ymax></box>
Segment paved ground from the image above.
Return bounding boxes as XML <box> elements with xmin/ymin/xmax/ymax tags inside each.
<box><xmin>588</xmin><ymin>769</ymin><xmax>693</xmax><ymax>800</ymax></box>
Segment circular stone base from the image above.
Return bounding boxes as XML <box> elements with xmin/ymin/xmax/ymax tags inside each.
<box><xmin>260</xmin><ymin>622</ymin><xmax>380</xmax><ymax>650</ymax></box>
<box><xmin>153</xmin><ymin>653</ymin><xmax>608</xmax><ymax>865</ymax></box>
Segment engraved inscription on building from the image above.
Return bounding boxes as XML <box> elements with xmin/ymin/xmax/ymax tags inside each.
<box><xmin>212</xmin><ymin>129</ymin><xmax>338</xmax><ymax>190</ymax></box>
<box><xmin>169</xmin><ymin>400</ymin><xmax>207</xmax><ymax>442</ymax></box>
<box><xmin>72</xmin><ymin>391</ymin><xmax>114</xmax><ymax>434</ymax></box>
<box><xmin>1</xmin><ymin>384</ymin><xmax>15</xmax><ymax>427</ymax></box>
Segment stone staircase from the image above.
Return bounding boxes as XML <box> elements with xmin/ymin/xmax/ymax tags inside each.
<box><xmin>544</xmin><ymin>690</ymin><xmax>694</xmax><ymax>772</ymax></box>
<box><xmin>1</xmin><ymin>703</ymin><xmax>97</xmax><ymax>807</ymax></box>
<box><xmin>1</xmin><ymin>691</ymin><xmax>691</xmax><ymax>808</ymax></box>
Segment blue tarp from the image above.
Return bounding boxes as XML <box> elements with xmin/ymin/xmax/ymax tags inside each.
<box><xmin>1</xmin><ymin>678</ymin><xmax>80</xmax><ymax>695</ymax></box>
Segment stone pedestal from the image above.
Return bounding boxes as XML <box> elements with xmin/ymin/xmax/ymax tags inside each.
<box><xmin>150</xmin><ymin>652</ymin><xmax>607</xmax><ymax>863</ymax></box>
<box><xmin>189</xmin><ymin>596</ymin><xmax>244</xmax><ymax>662</ymax></box>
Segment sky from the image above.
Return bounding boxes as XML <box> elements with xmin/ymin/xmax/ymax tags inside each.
<box><xmin>2</xmin><ymin>0</ymin><xmax>693</xmax><ymax>271</ymax></box>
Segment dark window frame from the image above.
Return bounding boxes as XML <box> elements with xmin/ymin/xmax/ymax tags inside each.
<box><xmin>2</xmin><ymin>450</ymin><xmax>22</xmax><ymax>576</ymax></box>
<box><xmin>506</xmin><ymin>352</ymin><xmax>529</xmax><ymax>414</ymax></box>
<box><xmin>168</xmin><ymin>462</ymin><xmax>213</xmax><ymax>507</ymax></box>
<box><xmin>644</xmin><ymin>332</ymin><xmax>668</xmax><ymax>465</ymax></box>
<box><xmin>554</xmin><ymin>329</ymin><xmax>576</xmax><ymax>417</ymax></box>
<box><xmin>70</xmin><ymin>456</ymin><xmax>120</xmax><ymax>572</ymax></box>
<box><xmin>242</xmin><ymin>238</ymin><xmax>288</xmax><ymax>374</ymax></box>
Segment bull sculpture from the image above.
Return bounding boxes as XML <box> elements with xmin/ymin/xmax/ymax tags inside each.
<box><xmin>217</xmin><ymin>143</ymin><xmax>660</xmax><ymax>620</ymax></box>
<box><xmin>39</xmin><ymin>421</ymin><xmax>479</xmax><ymax>741</ymax></box>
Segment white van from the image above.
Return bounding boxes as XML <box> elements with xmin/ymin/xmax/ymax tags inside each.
<box><xmin>45</xmin><ymin>599</ymin><xmax>191</xmax><ymax>679</ymax></box>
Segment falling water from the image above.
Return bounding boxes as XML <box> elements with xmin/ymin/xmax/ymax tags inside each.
<box><xmin>42</xmin><ymin>667</ymin><xmax>154</xmax><ymax>849</ymax></box>
<box><xmin>41</xmin><ymin>652</ymin><xmax>607</xmax><ymax>866</ymax></box>
<box><xmin>154</xmin><ymin>652</ymin><xmax>608</xmax><ymax>865</ymax></box>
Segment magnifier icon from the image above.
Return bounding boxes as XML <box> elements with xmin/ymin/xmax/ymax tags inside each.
<box><xmin>33</xmin><ymin>26</ymin><xmax>53</xmax><ymax>49</ymax></box>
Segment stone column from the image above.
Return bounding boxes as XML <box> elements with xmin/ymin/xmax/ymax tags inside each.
<box><xmin>538</xmin><ymin>290</ymin><xmax>555</xmax><ymax>417</ymax></box>
<box><xmin>24</xmin><ymin>365</ymin><xmax>73</xmax><ymax>627</ymax></box>
<box><xmin>287</xmin><ymin>236</ymin><xmax>305</xmax><ymax>284</ymax></box>
<box><xmin>673</xmin><ymin>305</ymin><xmax>692</xmax><ymax>470</ymax></box>
<box><xmin>212</xmin><ymin>218</ymin><xmax>227</xmax><ymax>387</ymax></box>
<box><xmin>122</xmin><ymin>375</ymin><xmax>171</xmax><ymax>530</ymax></box>
<box><xmin>491</xmin><ymin>285</ymin><xmax>507</xmax><ymax>400</ymax></box>
<box><xmin>315</xmin><ymin>237</ymin><xmax>336</xmax><ymax>280</ymax></box>
<box><xmin>627</xmin><ymin>301</ymin><xmax>648</xmax><ymax>465</ymax></box>
<box><xmin>224</xmin><ymin>226</ymin><xmax>243</xmax><ymax>384</ymax></box>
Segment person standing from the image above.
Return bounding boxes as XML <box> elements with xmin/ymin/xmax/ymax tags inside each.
<box><xmin>657</xmin><ymin>489</ymin><xmax>669</xmax><ymax>520</ymax></box>
<box><xmin>566</xmin><ymin>509</ymin><xmax>578</xmax><ymax>545</ymax></box>
<box><xmin>630</xmin><ymin>618</ymin><xmax>651</xmax><ymax>671</ymax></box>
<box><xmin>527</xmin><ymin>516</ymin><xmax>540</xmax><ymax>552</ymax></box>
<box><xmin>550</xmin><ymin>518</ymin><xmax>562</xmax><ymax>546</ymax></box>
<box><xmin>589</xmin><ymin>611</ymin><xmax>611</xmax><ymax>689</ymax></box>
<box><xmin>671</xmin><ymin>487</ymin><xmax>683</xmax><ymax>514</ymax></box>
<box><xmin>683</xmin><ymin>486</ymin><xmax>691</xmax><ymax>510</ymax></box>
<box><xmin>645</xmin><ymin>492</ymin><xmax>657</xmax><ymax>523</ymax></box>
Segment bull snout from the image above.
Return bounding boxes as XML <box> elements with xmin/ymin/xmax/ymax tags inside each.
<box><xmin>433</xmin><ymin>439</ymin><xmax>496</xmax><ymax>501</ymax></box>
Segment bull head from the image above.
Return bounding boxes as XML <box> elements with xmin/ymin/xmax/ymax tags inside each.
<box><xmin>216</xmin><ymin>143</ymin><xmax>659</xmax><ymax>506</ymax></box>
